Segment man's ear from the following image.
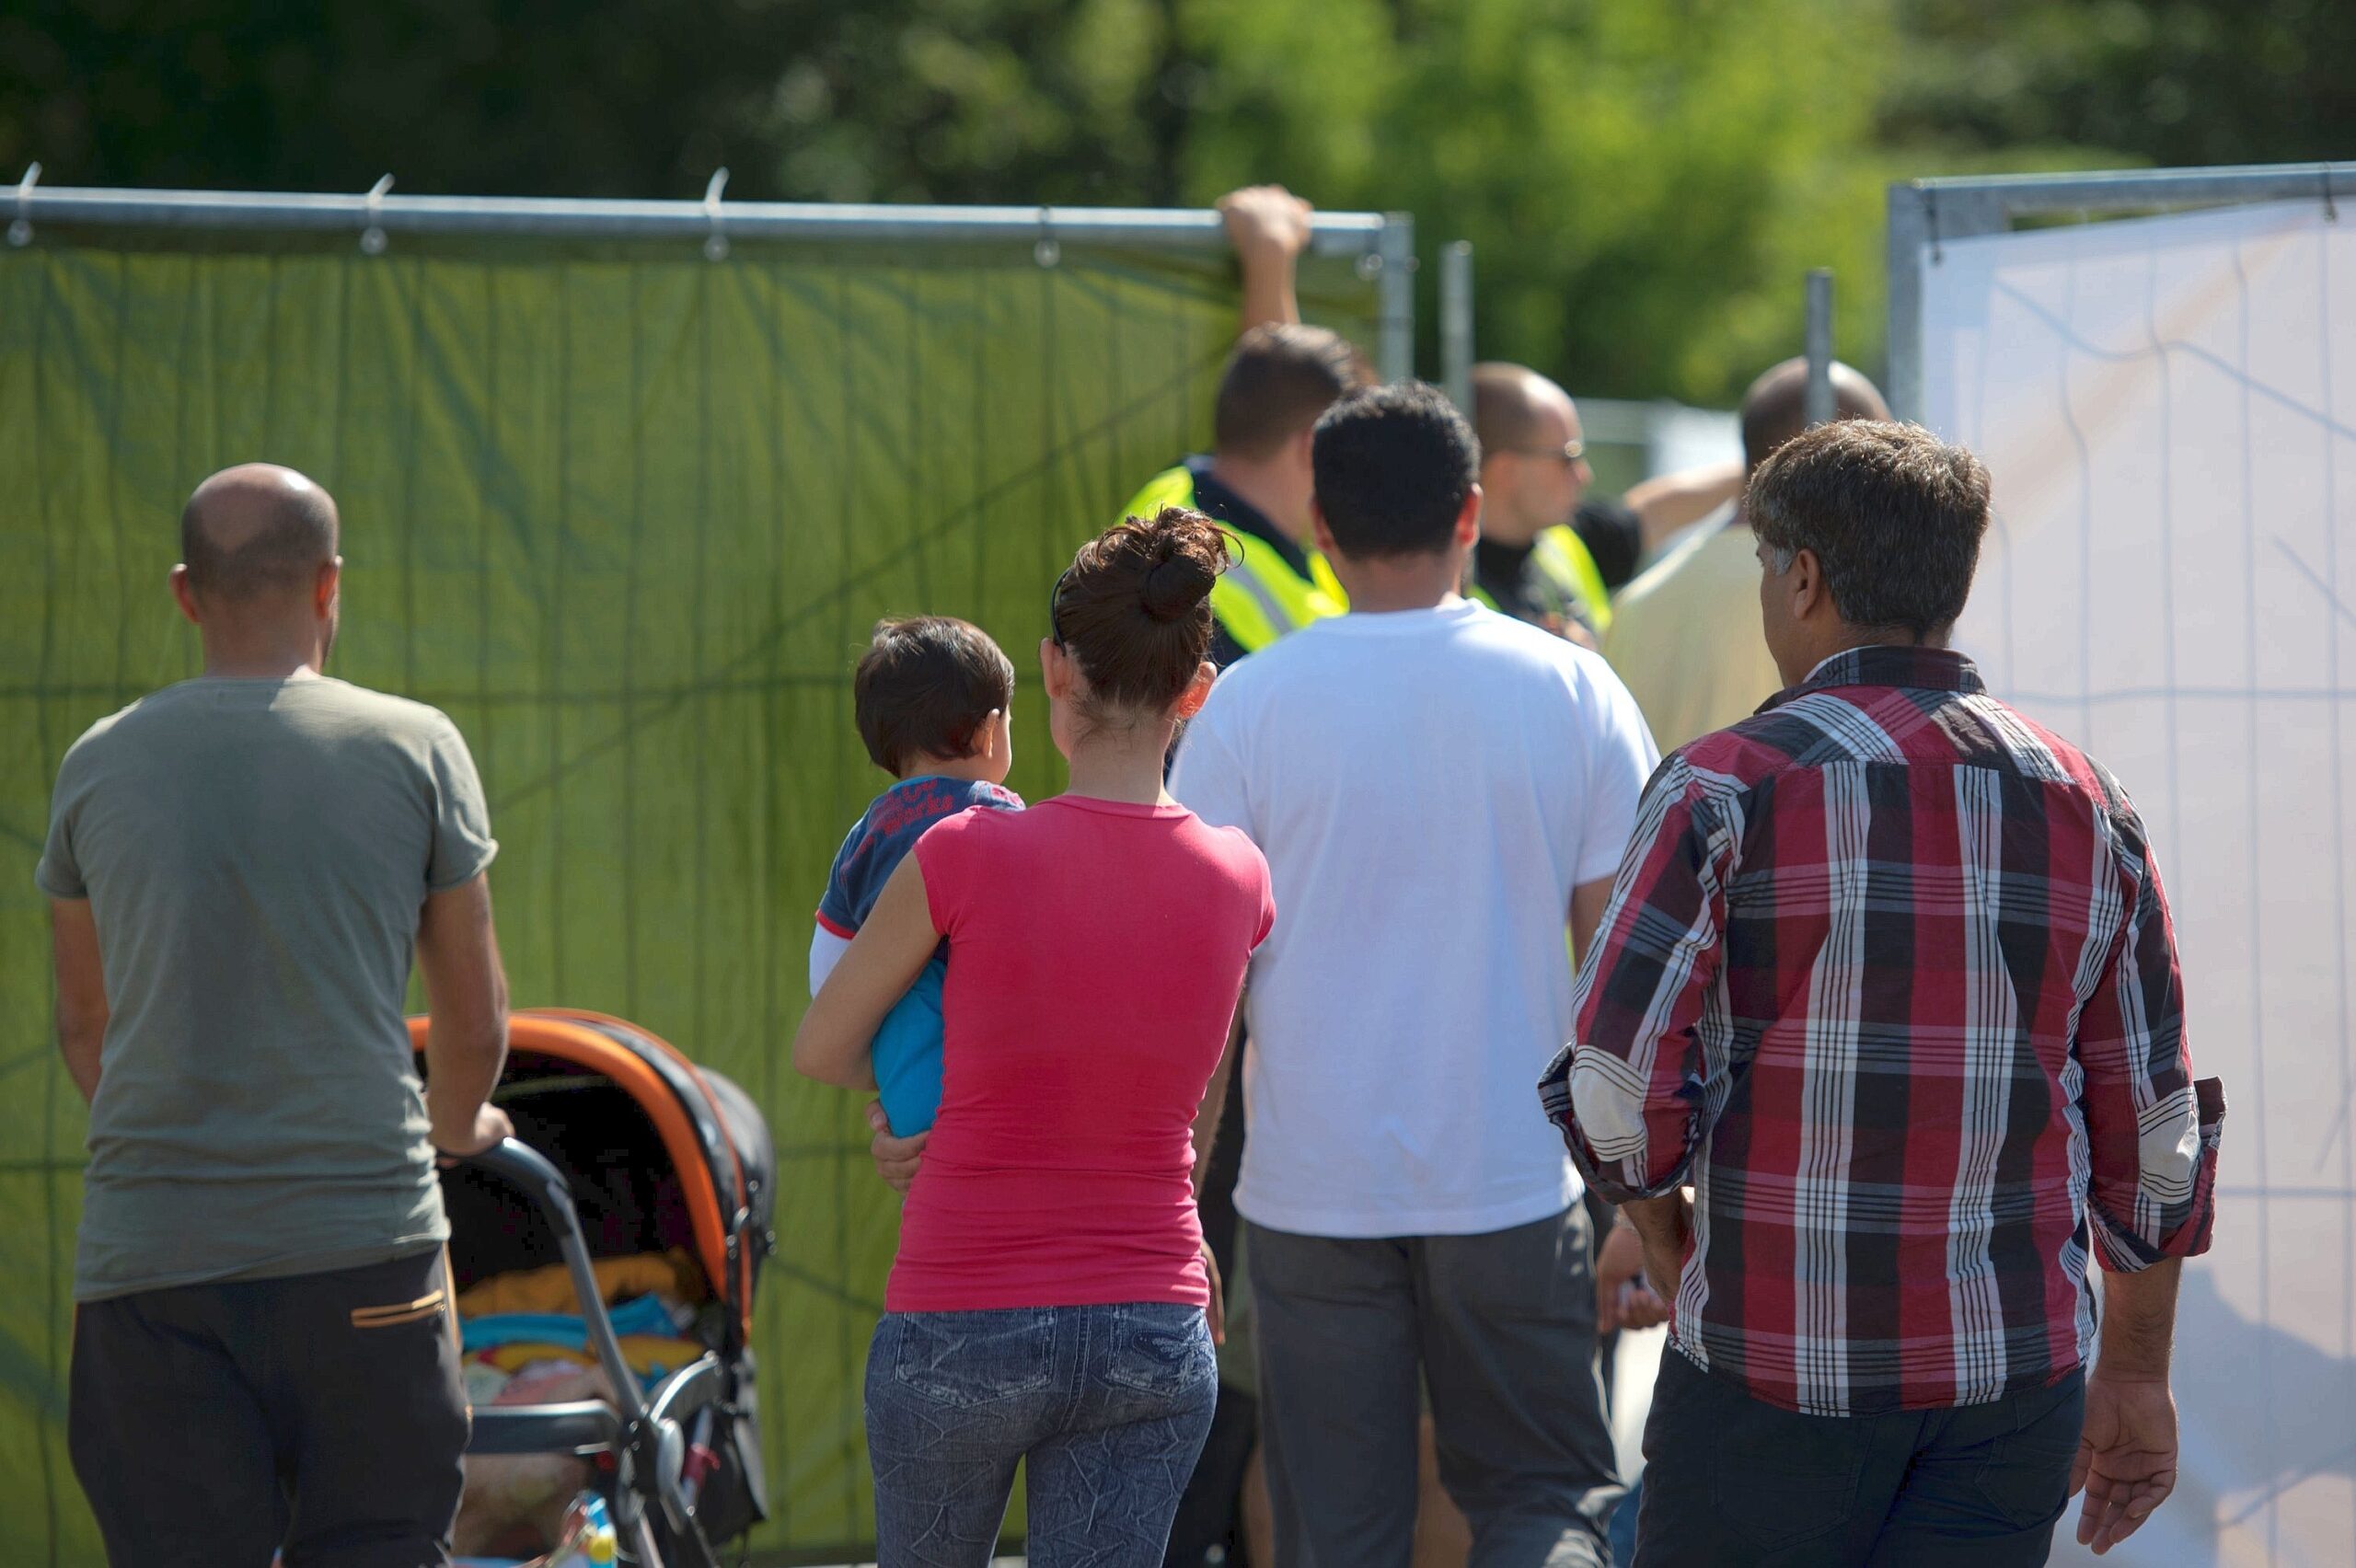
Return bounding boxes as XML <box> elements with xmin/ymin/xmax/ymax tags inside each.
<box><xmin>315</xmin><ymin>557</ymin><xmax>341</xmax><ymax>617</ymax></box>
<box><xmin>169</xmin><ymin>564</ymin><xmax>202</xmax><ymax>628</ymax></box>
<box><xmin>1291</xmin><ymin>425</ymin><xmax>1317</xmax><ymax>469</ymax></box>
<box><xmin>1455</xmin><ymin>481</ymin><xmax>1484</xmax><ymax>548</ymax></box>
<box><xmin>1790</xmin><ymin>547</ymin><xmax>1829</xmax><ymax>621</ymax></box>
<box><xmin>1311</xmin><ymin>497</ymin><xmax>1339</xmax><ymax>559</ymax></box>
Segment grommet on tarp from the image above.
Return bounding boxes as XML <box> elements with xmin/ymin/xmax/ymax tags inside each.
<box><xmin>2324</xmin><ymin>165</ymin><xmax>2339</xmax><ymax>224</ymax></box>
<box><xmin>9</xmin><ymin>162</ymin><xmax>40</xmax><ymax>248</ymax></box>
<box><xmin>1356</xmin><ymin>249</ymin><xmax>1382</xmax><ymax>281</ymax></box>
<box><xmin>702</xmin><ymin>167</ymin><xmax>730</xmax><ymax>261</ymax></box>
<box><xmin>1034</xmin><ymin>206</ymin><xmax>1060</xmax><ymax>269</ymax></box>
<box><xmin>360</xmin><ymin>174</ymin><xmax>392</xmax><ymax>255</ymax></box>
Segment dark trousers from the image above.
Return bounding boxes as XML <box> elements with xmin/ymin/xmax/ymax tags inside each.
<box><xmin>1166</xmin><ymin>1063</ymin><xmax>1255</xmax><ymax>1568</ymax></box>
<box><xmin>1248</xmin><ymin>1207</ymin><xmax>1621</xmax><ymax>1568</ymax></box>
<box><xmin>1635</xmin><ymin>1348</ymin><xmax>2085</xmax><ymax>1568</ymax></box>
<box><xmin>1162</xmin><ymin>1384</ymin><xmax>1261</xmax><ymax>1566</ymax></box>
<box><xmin>70</xmin><ymin>1248</ymin><xmax>469</xmax><ymax>1568</ymax></box>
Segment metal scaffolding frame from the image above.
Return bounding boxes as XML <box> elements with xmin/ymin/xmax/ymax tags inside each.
<box><xmin>1439</xmin><ymin>239</ymin><xmax>1474</xmax><ymax>413</ymax></box>
<box><xmin>1885</xmin><ymin>159</ymin><xmax>2356</xmax><ymax>421</ymax></box>
<box><xmin>6</xmin><ymin>169</ymin><xmax>1421</xmax><ymax>382</ymax></box>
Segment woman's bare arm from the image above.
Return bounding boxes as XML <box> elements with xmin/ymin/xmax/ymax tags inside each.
<box><xmin>791</xmin><ymin>856</ymin><xmax>940</xmax><ymax>1090</ymax></box>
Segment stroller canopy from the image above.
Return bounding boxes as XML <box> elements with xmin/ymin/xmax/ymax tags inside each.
<box><xmin>409</xmin><ymin>1008</ymin><xmax>776</xmax><ymax>1342</ymax></box>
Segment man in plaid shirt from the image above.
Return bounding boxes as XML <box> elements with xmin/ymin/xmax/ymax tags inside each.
<box><xmin>1543</xmin><ymin>420</ymin><xmax>2223</xmax><ymax>1565</ymax></box>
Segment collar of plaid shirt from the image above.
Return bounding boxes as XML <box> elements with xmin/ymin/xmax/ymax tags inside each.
<box><xmin>1761</xmin><ymin>641</ymin><xmax>1985</xmax><ymax>712</ymax></box>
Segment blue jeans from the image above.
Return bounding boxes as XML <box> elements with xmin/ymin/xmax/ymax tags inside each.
<box><xmin>866</xmin><ymin>1303</ymin><xmax>1218</xmax><ymax>1567</ymax></box>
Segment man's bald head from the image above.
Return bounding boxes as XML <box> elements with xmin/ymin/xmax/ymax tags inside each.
<box><xmin>1470</xmin><ymin>362</ymin><xmax>1570</xmax><ymax>459</ymax></box>
<box><xmin>180</xmin><ymin>464</ymin><xmax>340</xmax><ymax>603</ymax></box>
<box><xmin>1739</xmin><ymin>359</ymin><xmax>1890</xmax><ymax>472</ymax></box>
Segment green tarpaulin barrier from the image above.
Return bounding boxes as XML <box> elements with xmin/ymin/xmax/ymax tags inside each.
<box><xmin>0</xmin><ymin>223</ymin><xmax>1380</xmax><ymax>1563</ymax></box>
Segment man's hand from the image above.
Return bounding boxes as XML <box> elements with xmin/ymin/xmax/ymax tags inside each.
<box><xmin>1218</xmin><ymin>185</ymin><xmax>1313</xmax><ymax>332</ymax></box>
<box><xmin>2072</xmin><ymin>1371</ymin><xmax>2178</xmax><ymax>1554</ymax></box>
<box><xmin>1218</xmin><ymin>185</ymin><xmax>1314</xmax><ymax>264</ymax></box>
<box><xmin>1595</xmin><ymin>1221</ymin><xmax>1669</xmax><ymax>1333</ymax></box>
<box><xmin>867</xmin><ymin>1101</ymin><xmax>928</xmax><ymax>1195</ymax></box>
<box><xmin>1202</xmin><ymin>1239</ymin><xmax>1226</xmax><ymax>1346</ymax></box>
<box><xmin>1619</xmin><ymin>1190</ymin><xmax>1692</xmax><ymax>1286</ymax></box>
<box><xmin>432</xmin><ymin>1102</ymin><xmax>514</xmax><ymax>1160</ymax></box>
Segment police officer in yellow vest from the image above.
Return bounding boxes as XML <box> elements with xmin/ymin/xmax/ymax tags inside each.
<box><xmin>1466</xmin><ymin>362</ymin><xmax>1744</xmax><ymax>647</ymax></box>
<box><xmin>1119</xmin><ymin>188</ymin><xmax>1376</xmax><ymax>671</ymax></box>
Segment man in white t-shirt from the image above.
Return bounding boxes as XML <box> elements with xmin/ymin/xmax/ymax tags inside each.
<box><xmin>1171</xmin><ymin>382</ymin><xmax>1658</xmax><ymax>1567</ymax></box>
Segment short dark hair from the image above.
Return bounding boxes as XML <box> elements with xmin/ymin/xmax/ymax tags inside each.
<box><xmin>1749</xmin><ymin>421</ymin><xmax>1991</xmax><ymax>639</ymax></box>
<box><xmin>180</xmin><ymin>483</ymin><xmax>338</xmax><ymax>601</ymax></box>
<box><xmin>1214</xmin><ymin>325</ymin><xmax>1376</xmax><ymax>459</ymax></box>
<box><xmin>853</xmin><ymin>617</ymin><xmax>1016</xmax><ymax>776</ymax></box>
<box><xmin>1311</xmin><ymin>381</ymin><xmax>1481</xmax><ymax>559</ymax></box>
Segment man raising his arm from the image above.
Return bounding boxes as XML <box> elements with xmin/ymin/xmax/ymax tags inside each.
<box><xmin>43</xmin><ymin>464</ymin><xmax>512</xmax><ymax>1568</ymax></box>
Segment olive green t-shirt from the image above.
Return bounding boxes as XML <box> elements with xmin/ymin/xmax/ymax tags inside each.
<box><xmin>37</xmin><ymin>674</ymin><xmax>497</xmax><ymax>1302</ymax></box>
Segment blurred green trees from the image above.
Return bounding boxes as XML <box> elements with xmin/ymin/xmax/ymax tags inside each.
<box><xmin>4</xmin><ymin>0</ymin><xmax>2350</xmax><ymax>403</ymax></box>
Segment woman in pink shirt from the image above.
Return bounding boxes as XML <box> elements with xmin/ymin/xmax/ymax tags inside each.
<box><xmin>793</xmin><ymin>507</ymin><xmax>1273</xmax><ymax>1567</ymax></box>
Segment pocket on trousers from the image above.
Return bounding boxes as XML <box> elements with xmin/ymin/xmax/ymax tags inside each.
<box><xmin>1972</xmin><ymin>1378</ymin><xmax>2085</xmax><ymax>1529</ymax></box>
<box><xmin>1709</xmin><ymin>1428</ymin><xmax>1867</xmax><ymax>1552</ymax></box>
<box><xmin>349</xmin><ymin>1286</ymin><xmax>450</xmax><ymax>1331</ymax></box>
<box><xmin>1100</xmin><ymin>1304</ymin><xmax>1216</xmax><ymax>1402</ymax></box>
<box><xmin>891</xmin><ymin>1310</ymin><xmax>1059</xmax><ymax>1411</ymax></box>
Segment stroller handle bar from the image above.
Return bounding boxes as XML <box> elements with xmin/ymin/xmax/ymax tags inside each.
<box><xmin>458</xmin><ymin>1136</ymin><xmax>723</xmax><ymax>1568</ymax></box>
<box><xmin>459</xmin><ymin>1137</ymin><xmax>654</xmax><ymax>1431</ymax></box>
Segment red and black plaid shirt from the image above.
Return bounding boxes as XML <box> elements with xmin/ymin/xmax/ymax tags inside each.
<box><xmin>1541</xmin><ymin>646</ymin><xmax>2223</xmax><ymax>1417</ymax></box>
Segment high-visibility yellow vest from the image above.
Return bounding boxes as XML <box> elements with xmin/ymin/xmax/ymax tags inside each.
<box><xmin>1120</xmin><ymin>465</ymin><xmax>1346</xmax><ymax>653</ymax></box>
<box><xmin>1468</xmin><ymin>524</ymin><xmax>1613</xmax><ymax>635</ymax></box>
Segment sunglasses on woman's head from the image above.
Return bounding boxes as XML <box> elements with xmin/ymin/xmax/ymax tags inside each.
<box><xmin>1048</xmin><ymin>566</ymin><xmax>1075</xmax><ymax>647</ymax></box>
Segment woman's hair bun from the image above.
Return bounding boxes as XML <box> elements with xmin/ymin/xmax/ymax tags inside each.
<box><xmin>1138</xmin><ymin>506</ymin><xmax>1227</xmax><ymax>623</ymax></box>
<box><xmin>1054</xmin><ymin>504</ymin><xmax>1232</xmax><ymax>715</ymax></box>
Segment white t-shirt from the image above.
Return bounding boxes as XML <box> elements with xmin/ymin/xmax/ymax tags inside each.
<box><xmin>1170</xmin><ymin>599</ymin><xmax>1659</xmax><ymax>1238</ymax></box>
<box><xmin>808</xmin><ymin>927</ymin><xmax>851</xmax><ymax>997</ymax></box>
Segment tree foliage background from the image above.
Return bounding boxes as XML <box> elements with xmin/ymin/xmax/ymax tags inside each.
<box><xmin>4</xmin><ymin>0</ymin><xmax>2351</xmax><ymax>404</ymax></box>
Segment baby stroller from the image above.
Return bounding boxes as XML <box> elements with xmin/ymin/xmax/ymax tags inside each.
<box><xmin>408</xmin><ymin>1009</ymin><xmax>776</xmax><ymax>1568</ymax></box>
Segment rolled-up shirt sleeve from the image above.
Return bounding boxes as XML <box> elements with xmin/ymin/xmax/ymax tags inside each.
<box><xmin>2075</xmin><ymin>813</ymin><xmax>2223</xmax><ymax>1273</ymax></box>
<box><xmin>1539</xmin><ymin>755</ymin><xmax>1736</xmax><ymax>1203</ymax></box>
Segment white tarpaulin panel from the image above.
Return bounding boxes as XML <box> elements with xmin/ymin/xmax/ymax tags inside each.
<box><xmin>1922</xmin><ymin>198</ymin><xmax>2356</xmax><ymax>1567</ymax></box>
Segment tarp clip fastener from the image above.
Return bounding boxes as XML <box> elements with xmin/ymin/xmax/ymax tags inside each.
<box><xmin>703</xmin><ymin>167</ymin><xmax>730</xmax><ymax>262</ymax></box>
<box><xmin>1034</xmin><ymin>206</ymin><xmax>1060</xmax><ymax>270</ymax></box>
<box><xmin>361</xmin><ymin>174</ymin><xmax>392</xmax><ymax>256</ymax></box>
<box><xmin>2324</xmin><ymin>165</ymin><xmax>2339</xmax><ymax>225</ymax></box>
<box><xmin>9</xmin><ymin>162</ymin><xmax>40</xmax><ymax>248</ymax></box>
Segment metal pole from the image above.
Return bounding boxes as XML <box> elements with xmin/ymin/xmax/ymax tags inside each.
<box><xmin>9</xmin><ymin>181</ymin><xmax>1392</xmax><ymax>257</ymax></box>
<box><xmin>1439</xmin><ymin>240</ymin><xmax>1473</xmax><ymax>413</ymax></box>
<box><xmin>1884</xmin><ymin>185</ymin><xmax>1931</xmax><ymax>425</ymax></box>
<box><xmin>1803</xmin><ymin>269</ymin><xmax>1834</xmax><ymax>428</ymax></box>
<box><xmin>1377</xmin><ymin>212</ymin><xmax>1417</xmax><ymax>383</ymax></box>
<box><xmin>1893</xmin><ymin>159</ymin><xmax>2356</xmax><ymax>220</ymax></box>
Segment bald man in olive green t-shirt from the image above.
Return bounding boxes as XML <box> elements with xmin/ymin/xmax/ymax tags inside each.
<box><xmin>40</xmin><ymin>465</ymin><xmax>514</xmax><ymax>1568</ymax></box>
